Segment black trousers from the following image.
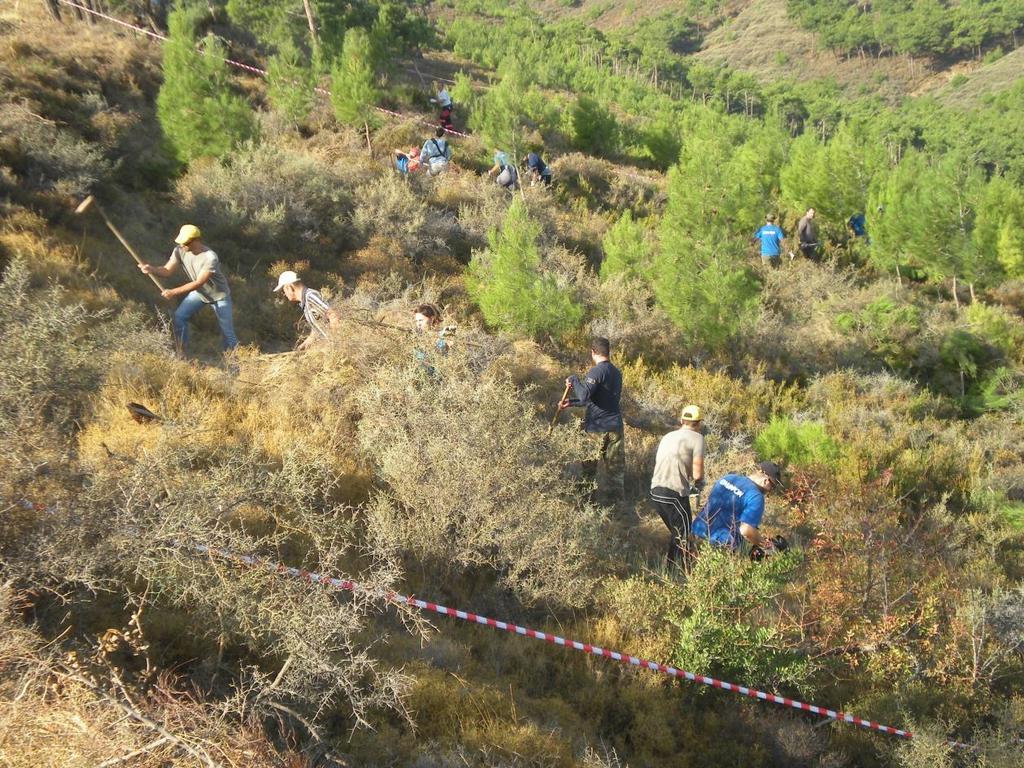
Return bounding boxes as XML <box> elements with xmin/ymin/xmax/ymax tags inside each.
<box><xmin>650</xmin><ymin>486</ymin><xmax>692</xmax><ymax>566</ymax></box>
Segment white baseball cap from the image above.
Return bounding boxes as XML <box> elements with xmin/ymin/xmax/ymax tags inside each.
<box><xmin>273</xmin><ymin>270</ymin><xmax>300</xmax><ymax>292</ymax></box>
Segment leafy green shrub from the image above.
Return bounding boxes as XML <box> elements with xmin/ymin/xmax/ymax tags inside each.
<box><xmin>965</xmin><ymin>301</ymin><xmax>1024</xmax><ymax>362</ymax></box>
<box><xmin>468</xmin><ymin>197</ymin><xmax>584</xmax><ymax>338</ymax></box>
<box><xmin>753</xmin><ymin>416</ymin><xmax>840</xmax><ymax>468</ymax></box>
<box><xmin>949</xmin><ymin>73</ymin><xmax>968</xmax><ymax>88</ymax></box>
<box><xmin>156</xmin><ymin>4</ymin><xmax>256</xmax><ymax>165</ymax></box>
<box><xmin>672</xmin><ymin>548</ymin><xmax>812</xmax><ymax>689</ymax></box>
<box><xmin>983</xmin><ymin>46</ymin><xmax>1006</xmax><ymax>64</ymax></box>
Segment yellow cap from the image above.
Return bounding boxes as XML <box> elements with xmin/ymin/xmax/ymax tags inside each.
<box><xmin>174</xmin><ymin>224</ymin><xmax>201</xmax><ymax>245</ymax></box>
<box><xmin>681</xmin><ymin>405</ymin><xmax>702</xmax><ymax>422</ymax></box>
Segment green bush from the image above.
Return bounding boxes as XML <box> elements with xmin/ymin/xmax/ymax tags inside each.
<box><xmin>672</xmin><ymin>547</ymin><xmax>812</xmax><ymax>689</ymax></box>
<box><xmin>599</xmin><ymin>210</ymin><xmax>652</xmax><ymax>282</ymax></box>
<box><xmin>156</xmin><ymin>4</ymin><xmax>256</xmax><ymax>165</ymax></box>
<box><xmin>834</xmin><ymin>296</ymin><xmax>921</xmax><ymax>372</ymax></box>
<box><xmin>568</xmin><ymin>96</ymin><xmax>619</xmax><ymax>156</ymax></box>
<box><xmin>265</xmin><ymin>41</ymin><xmax>315</xmax><ymax>124</ymax></box>
<box><xmin>753</xmin><ymin>416</ymin><xmax>840</xmax><ymax>468</ymax></box>
<box><xmin>468</xmin><ymin>197</ymin><xmax>584</xmax><ymax>338</ymax></box>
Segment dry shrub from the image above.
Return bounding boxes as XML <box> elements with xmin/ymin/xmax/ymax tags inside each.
<box><xmin>176</xmin><ymin>139</ymin><xmax>352</xmax><ymax>245</ymax></box>
<box><xmin>588</xmin><ymin>274</ymin><xmax>683</xmax><ymax>363</ymax></box>
<box><xmin>351</xmin><ymin>172</ymin><xmax>459</xmax><ymax>263</ymax></box>
<box><xmin>621</xmin><ymin>357</ymin><xmax>802</xmax><ymax>441</ymax></box>
<box><xmin>355</xmin><ymin>345</ymin><xmax>612</xmax><ymax>608</ymax></box>
<box><xmin>0</xmin><ymin>585</ymin><xmax>303</xmax><ymax>768</ymax></box>
<box><xmin>0</xmin><ymin>102</ymin><xmax>112</xmax><ymax>197</ymax></box>
<box><xmin>0</xmin><ymin>256</ymin><xmax>165</xmax><ymax>525</ymax></box>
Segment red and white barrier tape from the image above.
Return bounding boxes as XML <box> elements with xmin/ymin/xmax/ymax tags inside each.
<box><xmin>188</xmin><ymin>540</ymin><xmax>966</xmax><ymax>747</ymax></box>
<box><xmin>56</xmin><ymin>0</ymin><xmax>472</xmax><ymax>138</ymax></box>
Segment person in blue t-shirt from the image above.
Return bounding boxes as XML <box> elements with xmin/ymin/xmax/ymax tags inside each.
<box><xmin>847</xmin><ymin>212</ymin><xmax>866</xmax><ymax>238</ymax></box>
<box><xmin>692</xmin><ymin>461</ymin><xmax>783</xmax><ymax>553</ymax></box>
<box><xmin>752</xmin><ymin>214</ymin><xmax>789</xmax><ymax>268</ymax></box>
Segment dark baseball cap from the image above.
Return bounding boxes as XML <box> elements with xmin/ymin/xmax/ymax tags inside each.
<box><xmin>756</xmin><ymin>461</ymin><xmax>784</xmax><ymax>488</ymax></box>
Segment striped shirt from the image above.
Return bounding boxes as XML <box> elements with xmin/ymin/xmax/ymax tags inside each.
<box><xmin>300</xmin><ymin>287</ymin><xmax>332</xmax><ymax>338</ymax></box>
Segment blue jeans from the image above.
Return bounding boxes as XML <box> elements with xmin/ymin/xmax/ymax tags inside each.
<box><xmin>172</xmin><ymin>291</ymin><xmax>238</xmax><ymax>352</ymax></box>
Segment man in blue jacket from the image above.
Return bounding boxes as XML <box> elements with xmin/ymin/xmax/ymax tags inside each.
<box><xmin>559</xmin><ymin>337</ymin><xmax>625</xmax><ymax>511</ymax></box>
<box><xmin>692</xmin><ymin>461</ymin><xmax>783</xmax><ymax>554</ymax></box>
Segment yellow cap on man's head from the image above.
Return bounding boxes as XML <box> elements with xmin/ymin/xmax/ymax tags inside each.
<box><xmin>174</xmin><ymin>224</ymin><xmax>201</xmax><ymax>245</ymax></box>
<box><xmin>681</xmin><ymin>404</ymin><xmax>702</xmax><ymax>422</ymax></box>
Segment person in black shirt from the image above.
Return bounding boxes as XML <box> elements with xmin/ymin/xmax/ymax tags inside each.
<box><xmin>559</xmin><ymin>337</ymin><xmax>626</xmax><ymax>512</ymax></box>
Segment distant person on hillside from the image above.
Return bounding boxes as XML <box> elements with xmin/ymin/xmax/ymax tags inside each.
<box><xmin>139</xmin><ymin>224</ymin><xmax>237</xmax><ymax>356</ymax></box>
<box><xmin>273</xmin><ymin>270</ymin><xmax>339</xmax><ymax>350</ymax></box>
<box><xmin>526</xmin><ymin>151</ymin><xmax>553</xmax><ymax>186</ymax></box>
<box><xmin>487</xmin><ymin>150</ymin><xmax>518</xmax><ymax>190</ymax></box>
<box><xmin>752</xmin><ymin>214</ymin><xmax>788</xmax><ymax>268</ymax></box>
<box><xmin>559</xmin><ymin>337</ymin><xmax>626</xmax><ymax>513</ymax></box>
<box><xmin>692</xmin><ymin>461</ymin><xmax>783</xmax><ymax>554</ymax></box>
<box><xmin>420</xmin><ymin>127</ymin><xmax>452</xmax><ymax>176</ymax></box>
<box><xmin>797</xmin><ymin>207</ymin><xmax>820</xmax><ymax>261</ymax></box>
<box><xmin>847</xmin><ymin>211</ymin><xmax>867</xmax><ymax>239</ymax></box>
<box><xmin>394</xmin><ymin>146</ymin><xmax>421</xmax><ymax>176</ymax></box>
<box><xmin>650</xmin><ymin>405</ymin><xmax>705</xmax><ymax>569</ymax></box>
<box><xmin>429</xmin><ymin>81</ymin><xmax>454</xmax><ymax>131</ymax></box>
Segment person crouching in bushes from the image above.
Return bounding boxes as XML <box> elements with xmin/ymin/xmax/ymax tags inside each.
<box><xmin>420</xmin><ymin>127</ymin><xmax>452</xmax><ymax>176</ymax></box>
<box><xmin>526</xmin><ymin>151</ymin><xmax>552</xmax><ymax>186</ymax></box>
<box><xmin>692</xmin><ymin>461</ymin><xmax>784</xmax><ymax>556</ymax></box>
<box><xmin>273</xmin><ymin>270</ymin><xmax>339</xmax><ymax>350</ymax></box>
<box><xmin>487</xmin><ymin>150</ymin><xmax>519</xmax><ymax>191</ymax></box>
<box><xmin>650</xmin><ymin>405</ymin><xmax>705</xmax><ymax>570</ymax></box>
<box><xmin>394</xmin><ymin>146</ymin><xmax>420</xmax><ymax>176</ymax></box>
<box><xmin>412</xmin><ymin>303</ymin><xmax>451</xmax><ymax>357</ymax></box>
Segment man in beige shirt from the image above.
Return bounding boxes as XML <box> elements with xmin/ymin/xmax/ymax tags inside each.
<box><xmin>650</xmin><ymin>405</ymin><xmax>705</xmax><ymax>568</ymax></box>
<box><xmin>139</xmin><ymin>224</ymin><xmax>237</xmax><ymax>355</ymax></box>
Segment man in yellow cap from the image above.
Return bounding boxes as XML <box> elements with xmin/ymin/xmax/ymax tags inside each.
<box><xmin>139</xmin><ymin>225</ymin><xmax>237</xmax><ymax>354</ymax></box>
<box><xmin>649</xmin><ymin>404</ymin><xmax>705</xmax><ymax>569</ymax></box>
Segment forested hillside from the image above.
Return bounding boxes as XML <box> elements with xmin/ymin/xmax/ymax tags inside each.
<box><xmin>1</xmin><ymin>1</ymin><xmax>1023</xmax><ymax>766</ymax></box>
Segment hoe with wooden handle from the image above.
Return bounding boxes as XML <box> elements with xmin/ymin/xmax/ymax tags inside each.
<box><xmin>75</xmin><ymin>195</ymin><xmax>168</xmax><ymax>291</ymax></box>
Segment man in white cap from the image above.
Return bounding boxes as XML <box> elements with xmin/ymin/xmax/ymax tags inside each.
<box><xmin>273</xmin><ymin>270</ymin><xmax>339</xmax><ymax>350</ymax></box>
<box><xmin>650</xmin><ymin>404</ymin><xmax>705</xmax><ymax>569</ymax></box>
<box><xmin>139</xmin><ymin>224</ymin><xmax>237</xmax><ymax>354</ymax></box>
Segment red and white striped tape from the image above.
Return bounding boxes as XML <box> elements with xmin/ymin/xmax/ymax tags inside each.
<box><xmin>56</xmin><ymin>0</ymin><xmax>473</xmax><ymax>138</ymax></box>
<box><xmin>187</xmin><ymin>541</ymin><xmax>959</xmax><ymax>746</ymax></box>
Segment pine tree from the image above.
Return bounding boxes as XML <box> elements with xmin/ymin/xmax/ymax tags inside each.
<box><xmin>266</xmin><ymin>41</ymin><xmax>315</xmax><ymax>125</ymax></box>
<box><xmin>650</xmin><ymin>113</ymin><xmax>764</xmax><ymax>352</ymax></box>
<box><xmin>569</xmin><ymin>96</ymin><xmax>618</xmax><ymax>156</ymax></box>
<box><xmin>156</xmin><ymin>3</ymin><xmax>257</xmax><ymax>165</ymax></box>
<box><xmin>468</xmin><ymin>198</ymin><xmax>583</xmax><ymax>338</ymax></box>
<box><xmin>330</xmin><ymin>27</ymin><xmax>379</xmax><ymax>146</ymax></box>
<box><xmin>600</xmin><ymin>211</ymin><xmax>652</xmax><ymax>282</ymax></box>
<box><xmin>868</xmin><ymin>151</ymin><xmax>984</xmax><ymax>283</ymax></box>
